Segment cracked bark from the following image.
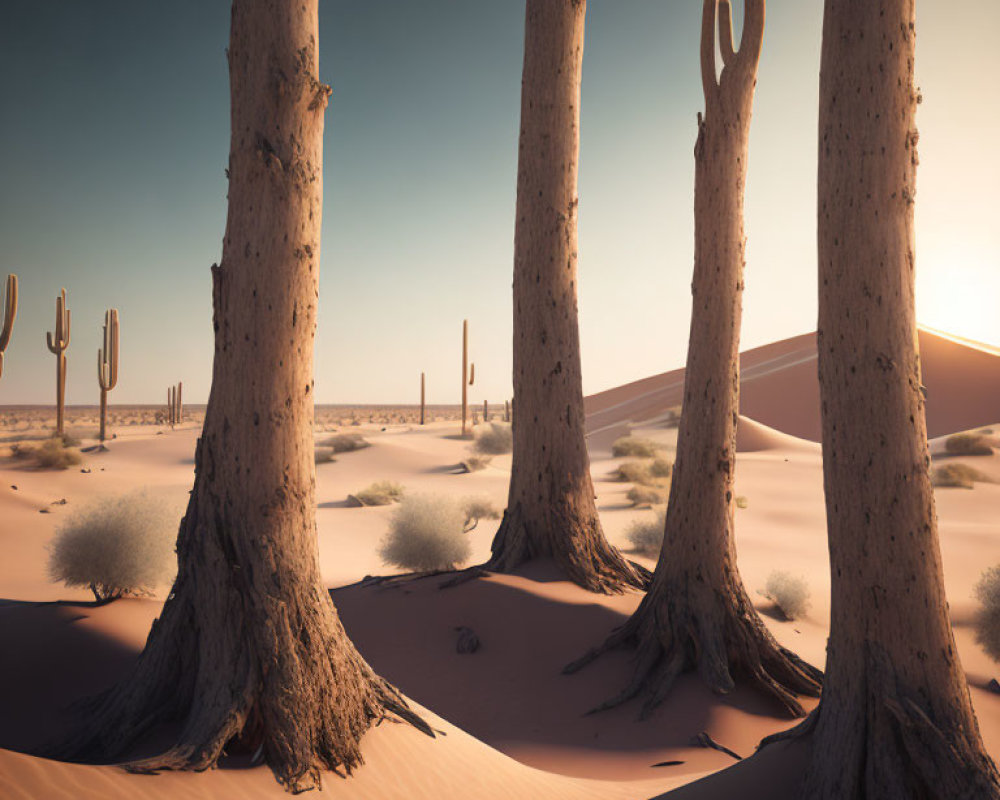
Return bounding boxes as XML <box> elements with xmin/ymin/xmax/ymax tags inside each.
<box><xmin>565</xmin><ymin>0</ymin><xmax>821</xmax><ymax>716</ymax></box>
<box><xmin>49</xmin><ymin>1</ymin><xmax>430</xmax><ymax>791</ymax></box>
<box><xmin>760</xmin><ymin>1</ymin><xmax>1000</xmax><ymax>796</ymax></box>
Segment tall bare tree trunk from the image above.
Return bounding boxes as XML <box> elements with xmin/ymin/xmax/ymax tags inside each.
<box><xmin>485</xmin><ymin>0</ymin><xmax>647</xmax><ymax>594</ymax></box>
<box><xmin>761</xmin><ymin>1</ymin><xmax>1000</xmax><ymax>795</ymax></box>
<box><xmin>53</xmin><ymin>0</ymin><xmax>428</xmax><ymax>790</ymax></box>
<box><xmin>565</xmin><ymin>0</ymin><xmax>821</xmax><ymax>716</ymax></box>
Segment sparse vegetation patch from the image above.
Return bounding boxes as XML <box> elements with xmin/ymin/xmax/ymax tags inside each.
<box><xmin>763</xmin><ymin>570</ymin><xmax>810</xmax><ymax>620</ymax></box>
<box><xmin>974</xmin><ymin>566</ymin><xmax>1000</xmax><ymax>663</ymax></box>
<box><xmin>612</xmin><ymin>436</ymin><xmax>665</xmax><ymax>458</ymax></box>
<box><xmin>626</xmin><ymin>506</ymin><xmax>666</xmax><ymax>556</ymax></box>
<box><xmin>474</xmin><ymin>422</ymin><xmax>513</xmax><ymax>455</ymax></box>
<box><xmin>378</xmin><ymin>494</ymin><xmax>472</xmax><ymax>572</ymax></box>
<box><xmin>324</xmin><ymin>433</ymin><xmax>370</xmax><ymax>453</ymax></box>
<box><xmin>461</xmin><ymin>497</ymin><xmax>502</xmax><ymax>531</ymax></box>
<box><xmin>932</xmin><ymin>463</ymin><xmax>992</xmax><ymax>489</ymax></box>
<box><xmin>627</xmin><ymin>485</ymin><xmax>668</xmax><ymax>507</ymax></box>
<box><xmin>945</xmin><ymin>433</ymin><xmax>994</xmax><ymax>457</ymax></box>
<box><xmin>48</xmin><ymin>489</ymin><xmax>178</xmax><ymax>603</ymax></box>
<box><xmin>353</xmin><ymin>481</ymin><xmax>405</xmax><ymax>506</ymax></box>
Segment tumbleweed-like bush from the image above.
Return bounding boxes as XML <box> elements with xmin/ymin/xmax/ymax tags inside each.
<box><xmin>474</xmin><ymin>422</ymin><xmax>513</xmax><ymax>455</ymax></box>
<box><xmin>932</xmin><ymin>463</ymin><xmax>992</xmax><ymax>489</ymax></box>
<box><xmin>616</xmin><ymin>461</ymin><xmax>654</xmax><ymax>485</ymax></box>
<box><xmin>32</xmin><ymin>437</ymin><xmax>82</xmax><ymax>469</ymax></box>
<box><xmin>462</xmin><ymin>496</ymin><xmax>502</xmax><ymax>531</ymax></box>
<box><xmin>649</xmin><ymin>457</ymin><xmax>673</xmax><ymax>479</ymax></box>
<box><xmin>47</xmin><ymin>489</ymin><xmax>178</xmax><ymax>603</ymax></box>
<box><xmin>974</xmin><ymin>566</ymin><xmax>1000</xmax><ymax>663</ymax></box>
<box><xmin>354</xmin><ymin>480</ymin><xmax>405</xmax><ymax>506</ymax></box>
<box><xmin>378</xmin><ymin>494</ymin><xmax>471</xmax><ymax>572</ymax></box>
<box><xmin>324</xmin><ymin>433</ymin><xmax>370</xmax><ymax>453</ymax></box>
<box><xmin>763</xmin><ymin>570</ymin><xmax>811</xmax><ymax>620</ymax></box>
<box><xmin>460</xmin><ymin>454</ymin><xmax>492</xmax><ymax>472</ymax></box>
<box><xmin>611</xmin><ymin>436</ymin><xmax>664</xmax><ymax>458</ymax></box>
<box><xmin>625</xmin><ymin>506</ymin><xmax>667</xmax><ymax>556</ymax></box>
<box><xmin>627</xmin><ymin>485</ymin><xmax>668</xmax><ymax>507</ymax></box>
<box><xmin>945</xmin><ymin>433</ymin><xmax>994</xmax><ymax>457</ymax></box>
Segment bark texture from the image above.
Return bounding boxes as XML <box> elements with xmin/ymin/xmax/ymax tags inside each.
<box><xmin>761</xmin><ymin>1</ymin><xmax>1000</xmax><ymax>796</ymax></box>
<box><xmin>486</xmin><ymin>0</ymin><xmax>647</xmax><ymax>595</ymax></box>
<box><xmin>52</xmin><ymin>0</ymin><xmax>429</xmax><ymax>791</ymax></box>
<box><xmin>565</xmin><ymin>0</ymin><xmax>821</xmax><ymax>716</ymax></box>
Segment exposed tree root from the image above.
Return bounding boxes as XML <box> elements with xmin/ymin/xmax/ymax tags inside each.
<box><xmin>482</xmin><ymin>506</ymin><xmax>651</xmax><ymax>595</ymax></box>
<box><xmin>565</xmin><ymin>574</ymin><xmax>821</xmax><ymax>719</ymax></box>
<box><xmin>757</xmin><ymin>643</ymin><xmax>1000</xmax><ymax>799</ymax></box>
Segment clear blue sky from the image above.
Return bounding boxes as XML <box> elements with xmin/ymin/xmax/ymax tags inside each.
<box><xmin>1</xmin><ymin>1</ymin><xmax>997</xmax><ymax>405</ymax></box>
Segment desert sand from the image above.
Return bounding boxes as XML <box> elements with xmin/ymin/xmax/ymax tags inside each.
<box><xmin>1</xmin><ymin>330</ymin><xmax>998</xmax><ymax>799</ymax></box>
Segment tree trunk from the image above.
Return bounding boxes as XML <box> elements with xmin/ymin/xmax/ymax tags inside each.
<box><xmin>761</xmin><ymin>1</ymin><xmax>1000</xmax><ymax>796</ymax></box>
<box><xmin>485</xmin><ymin>0</ymin><xmax>646</xmax><ymax>595</ymax></box>
<box><xmin>565</xmin><ymin>0</ymin><xmax>821</xmax><ymax>716</ymax></box>
<box><xmin>52</xmin><ymin>0</ymin><xmax>429</xmax><ymax>791</ymax></box>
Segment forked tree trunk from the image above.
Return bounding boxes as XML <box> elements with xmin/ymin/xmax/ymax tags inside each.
<box><xmin>761</xmin><ymin>1</ymin><xmax>1000</xmax><ymax>796</ymax></box>
<box><xmin>486</xmin><ymin>0</ymin><xmax>647</xmax><ymax>594</ymax></box>
<box><xmin>565</xmin><ymin>0</ymin><xmax>821</xmax><ymax>717</ymax></box>
<box><xmin>53</xmin><ymin>0</ymin><xmax>429</xmax><ymax>791</ymax></box>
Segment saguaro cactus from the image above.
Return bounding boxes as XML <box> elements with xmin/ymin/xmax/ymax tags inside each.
<box><xmin>167</xmin><ymin>386</ymin><xmax>175</xmax><ymax>427</ymax></box>
<box><xmin>0</xmin><ymin>274</ymin><xmax>17</xmax><ymax>381</ymax></box>
<box><xmin>97</xmin><ymin>309</ymin><xmax>120</xmax><ymax>447</ymax></box>
<box><xmin>461</xmin><ymin>320</ymin><xmax>469</xmax><ymax>435</ymax></box>
<box><xmin>176</xmin><ymin>381</ymin><xmax>183</xmax><ymax>424</ymax></box>
<box><xmin>46</xmin><ymin>288</ymin><xmax>71</xmax><ymax>437</ymax></box>
<box><xmin>420</xmin><ymin>372</ymin><xmax>425</xmax><ymax>425</ymax></box>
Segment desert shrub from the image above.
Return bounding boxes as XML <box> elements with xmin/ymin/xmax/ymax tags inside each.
<box><xmin>324</xmin><ymin>433</ymin><xmax>370</xmax><ymax>453</ymax></box>
<box><xmin>764</xmin><ymin>570</ymin><xmax>810</xmax><ymax>620</ymax></box>
<box><xmin>974</xmin><ymin>566</ymin><xmax>1000</xmax><ymax>662</ymax></box>
<box><xmin>462</xmin><ymin>496</ymin><xmax>502</xmax><ymax>531</ymax></box>
<box><xmin>474</xmin><ymin>422</ymin><xmax>513</xmax><ymax>455</ymax></box>
<box><xmin>945</xmin><ymin>433</ymin><xmax>993</xmax><ymax>457</ymax></box>
<box><xmin>461</xmin><ymin>454</ymin><xmax>492</xmax><ymax>472</ymax></box>
<box><xmin>48</xmin><ymin>490</ymin><xmax>178</xmax><ymax>603</ymax></box>
<box><xmin>612</xmin><ymin>436</ymin><xmax>664</xmax><ymax>458</ymax></box>
<box><xmin>378</xmin><ymin>494</ymin><xmax>471</xmax><ymax>572</ymax></box>
<box><xmin>34</xmin><ymin>437</ymin><xmax>82</xmax><ymax>469</ymax></box>
<box><xmin>932</xmin><ymin>463</ymin><xmax>992</xmax><ymax>489</ymax></box>
<box><xmin>354</xmin><ymin>480</ymin><xmax>405</xmax><ymax>506</ymax></box>
<box><xmin>314</xmin><ymin>446</ymin><xmax>336</xmax><ymax>464</ymax></box>
<box><xmin>616</xmin><ymin>461</ymin><xmax>654</xmax><ymax>485</ymax></box>
<box><xmin>627</xmin><ymin>485</ymin><xmax>668</xmax><ymax>507</ymax></box>
<box><xmin>735</xmin><ymin>495</ymin><xmax>749</xmax><ymax>509</ymax></box>
<box><xmin>626</xmin><ymin>506</ymin><xmax>666</xmax><ymax>556</ymax></box>
<box><xmin>650</xmin><ymin>457</ymin><xmax>673</xmax><ymax>479</ymax></box>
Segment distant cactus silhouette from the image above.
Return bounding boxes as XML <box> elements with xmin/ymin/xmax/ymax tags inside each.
<box><xmin>176</xmin><ymin>381</ymin><xmax>183</xmax><ymax>424</ymax></box>
<box><xmin>461</xmin><ymin>320</ymin><xmax>469</xmax><ymax>435</ymax></box>
<box><xmin>97</xmin><ymin>309</ymin><xmax>120</xmax><ymax>447</ymax></box>
<box><xmin>46</xmin><ymin>288</ymin><xmax>71</xmax><ymax>436</ymax></box>
<box><xmin>0</xmin><ymin>274</ymin><xmax>17</xmax><ymax>381</ymax></box>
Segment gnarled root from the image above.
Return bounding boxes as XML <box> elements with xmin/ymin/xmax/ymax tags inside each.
<box><xmin>757</xmin><ymin>643</ymin><xmax>999</xmax><ymax>799</ymax></box>
<box><xmin>565</xmin><ymin>577</ymin><xmax>821</xmax><ymax>719</ymax></box>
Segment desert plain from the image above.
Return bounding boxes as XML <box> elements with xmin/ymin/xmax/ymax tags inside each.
<box><xmin>0</xmin><ymin>326</ymin><xmax>998</xmax><ymax>799</ymax></box>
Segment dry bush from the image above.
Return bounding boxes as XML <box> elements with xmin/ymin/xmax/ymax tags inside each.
<box><xmin>48</xmin><ymin>490</ymin><xmax>178</xmax><ymax>603</ymax></box>
<box><xmin>474</xmin><ymin>422</ymin><xmax>513</xmax><ymax>455</ymax></box>
<box><xmin>460</xmin><ymin>454</ymin><xmax>492</xmax><ymax>472</ymax></box>
<box><xmin>764</xmin><ymin>570</ymin><xmax>810</xmax><ymax>620</ymax></box>
<box><xmin>354</xmin><ymin>480</ymin><xmax>405</xmax><ymax>506</ymax></box>
<box><xmin>33</xmin><ymin>437</ymin><xmax>82</xmax><ymax>469</ymax></box>
<box><xmin>324</xmin><ymin>433</ymin><xmax>370</xmax><ymax>453</ymax></box>
<box><xmin>314</xmin><ymin>446</ymin><xmax>336</xmax><ymax>464</ymax></box>
<box><xmin>628</xmin><ymin>485</ymin><xmax>668</xmax><ymax>507</ymax></box>
<box><xmin>379</xmin><ymin>494</ymin><xmax>471</xmax><ymax>572</ymax></box>
<box><xmin>735</xmin><ymin>495</ymin><xmax>749</xmax><ymax>509</ymax></box>
<box><xmin>974</xmin><ymin>566</ymin><xmax>1000</xmax><ymax>662</ymax></box>
<box><xmin>616</xmin><ymin>461</ymin><xmax>654</xmax><ymax>485</ymax></box>
<box><xmin>462</xmin><ymin>496</ymin><xmax>501</xmax><ymax>531</ymax></box>
<box><xmin>650</xmin><ymin>457</ymin><xmax>673</xmax><ymax>479</ymax></box>
<box><xmin>626</xmin><ymin>506</ymin><xmax>666</xmax><ymax>556</ymax></box>
<box><xmin>945</xmin><ymin>433</ymin><xmax>994</xmax><ymax>457</ymax></box>
<box><xmin>612</xmin><ymin>436</ymin><xmax>664</xmax><ymax>458</ymax></box>
<box><xmin>932</xmin><ymin>463</ymin><xmax>992</xmax><ymax>489</ymax></box>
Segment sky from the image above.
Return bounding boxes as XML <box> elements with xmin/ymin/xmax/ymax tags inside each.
<box><xmin>0</xmin><ymin>0</ymin><xmax>997</xmax><ymax>406</ymax></box>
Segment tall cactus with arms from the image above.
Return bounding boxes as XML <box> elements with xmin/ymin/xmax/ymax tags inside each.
<box><xmin>97</xmin><ymin>309</ymin><xmax>119</xmax><ymax>447</ymax></box>
<box><xmin>46</xmin><ymin>288</ymin><xmax>71</xmax><ymax>436</ymax></box>
<box><xmin>0</xmin><ymin>274</ymin><xmax>17</xmax><ymax>381</ymax></box>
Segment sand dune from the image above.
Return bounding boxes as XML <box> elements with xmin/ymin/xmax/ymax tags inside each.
<box><xmin>2</xmin><ymin>329</ymin><xmax>999</xmax><ymax>798</ymax></box>
<box><xmin>586</xmin><ymin>327</ymin><xmax>1000</xmax><ymax>442</ymax></box>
